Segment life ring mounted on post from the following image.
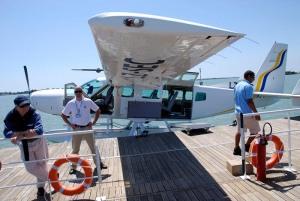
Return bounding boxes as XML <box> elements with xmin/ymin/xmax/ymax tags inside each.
<box><xmin>48</xmin><ymin>154</ymin><xmax>93</xmax><ymax>196</ymax></box>
<box><xmin>249</xmin><ymin>134</ymin><xmax>284</xmax><ymax>169</ymax></box>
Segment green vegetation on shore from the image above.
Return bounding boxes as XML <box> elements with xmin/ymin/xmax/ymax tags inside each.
<box><xmin>0</xmin><ymin>90</ymin><xmax>36</xmax><ymax>96</ymax></box>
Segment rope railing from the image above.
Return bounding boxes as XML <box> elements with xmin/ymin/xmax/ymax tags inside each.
<box><xmin>0</xmin><ymin>130</ymin><xmax>102</xmax><ymax>201</ymax></box>
<box><xmin>1</xmin><ymin>107</ymin><xmax>300</xmax><ymax>199</ymax></box>
<box><xmin>0</xmin><ymin>175</ymin><xmax>99</xmax><ymax>190</ymax></box>
<box><xmin>0</xmin><ymin>129</ymin><xmax>94</xmax><ymax>142</ymax></box>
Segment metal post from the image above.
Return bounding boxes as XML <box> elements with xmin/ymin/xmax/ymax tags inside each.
<box><xmin>284</xmin><ymin>112</ymin><xmax>296</xmax><ymax>172</ymax></box>
<box><xmin>240</xmin><ymin>113</ymin><xmax>250</xmax><ymax>180</ymax></box>
<box><xmin>165</xmin><ymin>121</ymin><xmax>171</xmax><ymax>132</ymax></box>
<box><xmin>93</xmin><ymin>130</ymin><xmax>102</xmax><ymax>182</ymax></box>
<box><xmin>110</xmin><ymin>116</ymin><xmax>113</xmax><ymax>130</ymax></box>
<box><xmin>43</xmin><ymin>135</ymin><xmax>53</xmax><ymax>201</ymax></box>
<box><xmin>125</xmin><ymin>120</ymin><xmax>133</xmax><ymax>130</ymax></box>
<box><xmin>106</xmin><ymin>117</ymin><xmax>110</xmax><ymax>135</ymax></box>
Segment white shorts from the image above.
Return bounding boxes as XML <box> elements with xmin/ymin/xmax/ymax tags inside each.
<box><xmin>236</xmin><ymin>114</ymin><xmax>261</xmax><ymax>134</ymax></box>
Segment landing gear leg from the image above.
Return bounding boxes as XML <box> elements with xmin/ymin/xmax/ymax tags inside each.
<box><xmin>129</xmin><ymin>121</ymin><xmax>148</xmax><ymax>137</ymax></box>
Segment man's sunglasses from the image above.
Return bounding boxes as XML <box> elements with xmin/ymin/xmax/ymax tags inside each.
<box><xmin>74</xmin><ymin>91</ymin><xmax>83</xmax><ymax>94</ymax></box>
<box><xmin>19</xmin><ymin>104</ymin><xmax>30</xmax><ymax>108</ymax></box>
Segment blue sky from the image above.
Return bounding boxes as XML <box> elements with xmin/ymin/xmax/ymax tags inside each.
<box><xmin>0</xmin><ymin>0</ymin><xmax>299</xmax><ymax>92</ymax></box>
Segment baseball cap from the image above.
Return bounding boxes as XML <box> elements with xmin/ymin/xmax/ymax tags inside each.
<box><xmin>14</xmin><ymin>95</ymin><xmax>30</xmax><ymax>107</ymax></box>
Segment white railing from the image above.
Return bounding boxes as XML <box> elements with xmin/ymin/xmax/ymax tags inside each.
<box><xmin>239</xmin><ymin>107</ymin><xmax>300</xmax><ymax>180</ymax></box>
<box><xmin>0</xmin><ymin>130</ymin><xmax>102</xmax><ymax>201</ymax></box>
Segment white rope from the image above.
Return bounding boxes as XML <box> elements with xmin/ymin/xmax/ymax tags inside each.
<box><xmin>2</xmin><ymin>153</ymin><xmax>95</xmax><ymax>166</ymax></box>
<box><xmin>0</xmin><ymin>176</ymin><xmax>99</xmax><ymax>190</ymax></box>
<box><xmin>51</xmin><ymin>165</ymin><xmax>59</xmax><ymax>171</ymax></box>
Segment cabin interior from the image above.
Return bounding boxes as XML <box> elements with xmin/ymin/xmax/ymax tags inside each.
<box><xmin>64</xmin><ymin>72</ymin><xmax>198</xmax><ymax>120</ymax></box>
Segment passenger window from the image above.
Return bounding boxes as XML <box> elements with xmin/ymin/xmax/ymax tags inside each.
<box><xmin>122</xmin><ymin>87</ymin><xmax>134</xmax><ymax>97</ymax></box>
<box><xmin>175</xmin><ymin>90</ymin><xmax>183</xmax><ymax>100</ymax></box>
<box><xmin>142</xmin><ymin>89</ymin><xmax>152</xmax><ymax>98</ymax></box>
<box><xmin>195</xmin><ymin>92</ymin><xmax>206</xmax><ymax>101</ymax></box>
<box><xmin>162</xmin><ymin>90</ymin><xmax>169</xmax><ymax>99</ymax></box>
<box><xmin>142</xmin><ymin>89</ymin><xmax>161</xmax><ymax>99</ymax></box>
<box><xmin>185</xmin><ymin>91</ymin><xmax>193</xmax><ymax>100</ymax></box>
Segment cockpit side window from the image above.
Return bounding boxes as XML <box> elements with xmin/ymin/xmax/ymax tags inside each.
<box><xmin>101</xmin><ymin>85</ymin><xmax>110</xmax><ymax>96</ymax></box>
<box><xmin>81</xmin><ymin>79</ymin><xmax>105</xmax><ymax>97</ymax></box>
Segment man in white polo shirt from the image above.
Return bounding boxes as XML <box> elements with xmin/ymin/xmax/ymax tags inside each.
<box><xmin>61</xmin><ymin>86</ymin><xmax>107</xmax><ymax>174</ymax></box>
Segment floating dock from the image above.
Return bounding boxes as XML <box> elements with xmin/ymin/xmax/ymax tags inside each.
<box><xmin>1</xmin><ymin>118</ymin><xmax>300</xmax><ymax>201</ymax></box>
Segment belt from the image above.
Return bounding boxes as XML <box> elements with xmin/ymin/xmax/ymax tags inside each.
<box><xmin>24</xmin><ymin>138</ymin><xmax>39</xmax><ymax>143</ymax></box>
<box><xmin>21</xmin><ymin>138</ymin><xmax>39</xmax><ymax>161</ymax></box>
<box><xmin>74</xmin><ymin>124</ymin><xmax>89</xmax><ymax>128</ymax></box>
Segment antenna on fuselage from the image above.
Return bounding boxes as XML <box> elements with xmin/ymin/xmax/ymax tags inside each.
<box><xmin>199</xmin><ymin>67</ymin><xmax>203</xmax><ymax>85</ymax></box>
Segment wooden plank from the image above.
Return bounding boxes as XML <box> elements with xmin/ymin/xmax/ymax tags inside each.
<box><xmin>2</xmin><ymin>119</ymin><xmax>300</xmax><ymax>200</ymax></box>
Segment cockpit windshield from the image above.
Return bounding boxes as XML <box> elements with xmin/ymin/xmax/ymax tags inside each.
<box><xmin>81</xmin><ymin>79</ymin><xmax>106</xmax><ymax>97</ymax></box>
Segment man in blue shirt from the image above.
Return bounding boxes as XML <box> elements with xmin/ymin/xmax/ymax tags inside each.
<box><xmin>233</xmin><ymin>70</ymin><xmax>261</xmax><ymax>155</ymax></box>
<box><xmin>3</xmin><ymin>95</ymin><xmax>49</xmax><ymax>198</ymax></box>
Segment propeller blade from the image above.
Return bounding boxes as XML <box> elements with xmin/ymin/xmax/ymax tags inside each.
<box><xmin>71</xmin><ymin>68</ymin><xmax>103</xmax><ymax>73</ymax></box>
<box><xmin>23</xmin><ymin>65</ymin><xmax>31</xmax><ymax>95</ymax></box>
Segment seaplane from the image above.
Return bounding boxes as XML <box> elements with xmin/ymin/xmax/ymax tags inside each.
<box><xmin>29</xmin><ymin>12</ymin><xmax>300</xmax><ymax>135</ymax></box>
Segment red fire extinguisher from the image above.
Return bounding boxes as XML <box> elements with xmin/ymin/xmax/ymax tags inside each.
<box><xmin>256</xmin><ymin>122</ymin><xmax>272</xmax><ymax>182</ymax></box>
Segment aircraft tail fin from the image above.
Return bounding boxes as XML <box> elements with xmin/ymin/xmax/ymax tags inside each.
<box><xmin>292</xmin><ymin>79</ymin><xmax>300</xmax><ymax>106</ymax></box>
<box><xmin>253</xmin><ymin>42</ymin><xmax>288</xmax><ymax>93</ymax></box>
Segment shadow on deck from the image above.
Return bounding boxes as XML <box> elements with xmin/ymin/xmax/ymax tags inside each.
<box><xmin>117</xmin><ymin>132</ymin><xmax>230</xmax><ymax>200</ymax></box>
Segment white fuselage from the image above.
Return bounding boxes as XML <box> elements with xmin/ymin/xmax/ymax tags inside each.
<box><xmin>191</xmin><ymin>85</ymin><xmax>234</xmax><ymax>119</ymax></box>
<box><xmin>30</xmin><ymin>84</ymin><xmax>273</xmax><ymax>120</ymax></box>
<box><xmin>31</xmin><ymin>89</ymin><xmax>64</xmax><ymax>115</ymax></box>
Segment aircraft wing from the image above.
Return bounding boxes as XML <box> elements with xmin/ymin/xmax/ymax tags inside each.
<box><xmin>254</xmin><ymin>91</ymin><xmax>300</xmax><ymax>99</ymax></box>
<box><xmin>89</xmin><ymin>12</ymin><xmax>244</xmax><ymax>87</ymax></box>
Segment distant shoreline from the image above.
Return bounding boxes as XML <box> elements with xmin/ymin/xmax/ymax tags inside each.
<box><xmin>199</xmin><ymin>76</ymin><xmax>238</xmax><ymax>80</ymax></box>
<box><xmin>0</xmin><ymin>92</ymin><xmax>28</xmax><ymax>96</ymax></box>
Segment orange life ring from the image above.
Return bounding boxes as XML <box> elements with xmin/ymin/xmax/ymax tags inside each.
<box><xmin>48</xmin><ymin>154</ymin><xmax>93</xmax><ymax>196</ymax></box>
<box><xmin>249</xmin><ymin>135</ymin><xmax>284</xmax><ymax>169</ymax></box>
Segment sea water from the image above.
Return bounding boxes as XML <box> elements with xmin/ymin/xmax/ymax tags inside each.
<box><xmin>1</xmin><ymin>74</ymin><xmax>300</xmax><ymax>148</ymax></box>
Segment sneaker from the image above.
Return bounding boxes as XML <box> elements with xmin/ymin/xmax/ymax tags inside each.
<box><xmin>233</xmin><ymin>147</ymin><xmax>241</xmax><ymax>156</ymax></box>
<box><xmin>69</xmin><ymin>168</ymin><xmax>77</xmax><ymax>175</ymax></box>
<box><xmin>37</xmin><ymin>187</ymin><xmax>45</xmax><ymax>197</ymax></box>
<box><xmin>245</xmin><ymin>144</ymin><xmax>250</xmax><ymax>152</ymax></box>
<box><xmin>141</xmin><ymin>130</ymin><xmax>149</xmax><ymax>137</ymax></box>
<box><xmin>100</xmin><ymin>162</ymin><xmax>107</xmax><ymax>169</ymax></box>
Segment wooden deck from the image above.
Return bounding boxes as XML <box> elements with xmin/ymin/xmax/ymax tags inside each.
<box><xmin>1</xmin><ymin>118</ymin><xmax>300</xmax><ymax>201</ymax></box>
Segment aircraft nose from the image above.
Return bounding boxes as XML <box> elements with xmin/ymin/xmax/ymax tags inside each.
<box><xmin>30</xmin><ymin>89</ymin><xmax>65</xmax><ymax>115</ymax></box>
